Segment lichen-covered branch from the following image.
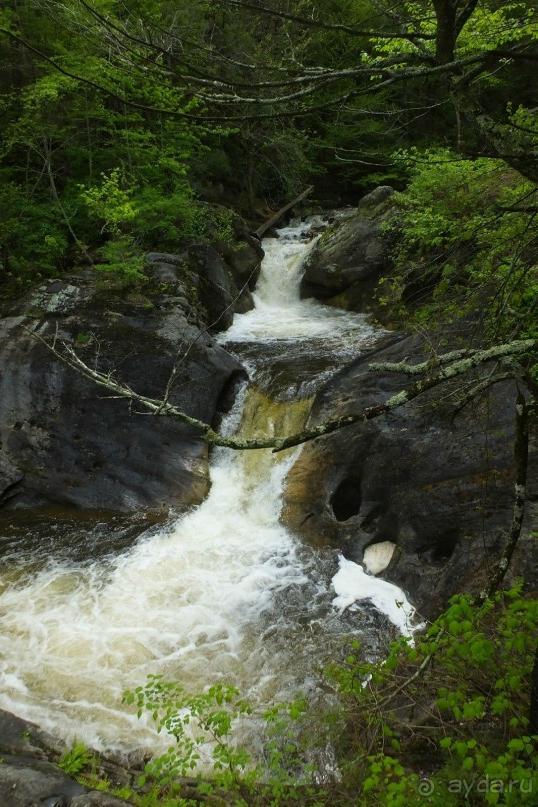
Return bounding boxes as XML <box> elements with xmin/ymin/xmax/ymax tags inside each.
<box><xmin>28</xmin><ymin>327</ymin><xmax>536</xmax><ymax>454</ymax></box>
<box><xmin>484</xmin><ymin>393</ymin><xmax>531</xmax><ymax>599</ymax></box>
<box><xmin>369</xmin><ymin>348</ymin><xmax>471</xmax><ymax>375</ymax></box>
<box><xmin>275</xmin><ymin>340</ymin><xmax>536</xmax><ymax>451</ymax></box>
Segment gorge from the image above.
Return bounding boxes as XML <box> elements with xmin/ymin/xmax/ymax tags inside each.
<box><xmin>0</xmin><ymin>1</ymin><xmax>537</xmax><ymax>802</ymax></box>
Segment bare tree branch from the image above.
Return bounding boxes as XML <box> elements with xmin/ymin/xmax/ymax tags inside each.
<box><xmin>369</xmin><ymin>348</ymin><xmax>471</xmax><ymax>375</ymax></box>
<box><xmin>25</xmin><ymin>326</ymin><xmax>536</xmax><ymax>453</ymax></box>
<box><xmin>214</xmin><ymin>0</ymin><xmax>435</xmax><ymax>42</ymax></box>
<box><xmin>483</xmin><ymin>393</ymin><xmax>532</xmax><ymax>599</ymax></box>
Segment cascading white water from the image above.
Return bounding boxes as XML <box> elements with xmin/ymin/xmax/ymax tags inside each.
<box><xmin>0</xmin><ymin>217</ymin><xmax>417</xmax><ymax>757</ymax></box>
<box><xmin>224</xmin><ymin>219</ymin><xmax>369</xmax><ymax>342</ymax></box>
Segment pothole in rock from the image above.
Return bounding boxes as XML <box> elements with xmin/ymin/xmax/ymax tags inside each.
<box><xmin>330</xmin><ymin>475</ymin><xmax>361</xmax><ymax>521</ymax></box>
<box><xmin>418</xmin><ymin>531</ymin><xmax>459</xmax><ymax>565</ymax></box>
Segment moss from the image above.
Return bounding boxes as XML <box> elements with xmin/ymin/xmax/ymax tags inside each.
<box><xmin>125</xmin><ymin>292</ymin><xmax>154</xmax><ymax>309</ymax></box>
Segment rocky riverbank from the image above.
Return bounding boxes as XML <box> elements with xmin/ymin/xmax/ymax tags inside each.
<box><xmin>289</xmin><ymin>187</ymin><xmax>536</xmax><ymax>616</ymax></box>
<box><xmin>0</xmin><ymin>223</ymin><xmax>262</xmax><ymax>513</ymax></box>
<box><xmin>0</xmin><ymin>192</ymin><xmax>535</xmax><ymax>804</ymax></box>
<box><xmin>283</xmin><ymin>330</ymin><xmax>536</xmax><ymax>618</ymax></box>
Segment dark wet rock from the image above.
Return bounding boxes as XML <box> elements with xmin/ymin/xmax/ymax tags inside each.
<box><xmin>0</xmin><ymin>259</ymin><xmax>246</xmax><ymax>512</ymax></box>
<box><xmin>183</xmin><ymin>244</ymin><xmax>239</xmax><ymax>330</ymax></box>
<box><xmin>215</xmin><ymin>214</ymin><xmax>265</xmax><ymax>310</ymax></box>
<box><xmin>0</xmin><ymin>709</ymin><xmax>65</xmax><ymax>759</ymax></box>
<box><xmin>284</xmin><ymin>333</ymin><xmax>537</xmax><ymax>617</ymax></box>
<box><xmin>145</xmin><ymin>221</ymin><xmax>263</xmax><ymax>329</ymax></box>
<box><xmin>0</xmin><ymin>710</ymin><xmax>128</xmax><ymax>806</ymax></box>
<box><xmin>300</xmin><ymin>186</ymin><xmax>398</xmax><ymax>313</ymax></box>
<box><xmin>357</xmin><ymin>185</ymin><xmax>395</xmax><ymax>212</ymax></box>
<box><xmin>0</xmin><ymin>756</ymin><xmax>87</xmax><ymax>807</ymax></box>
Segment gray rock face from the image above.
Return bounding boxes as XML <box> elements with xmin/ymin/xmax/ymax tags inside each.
<box><xmin>300</xmin><ymin>186</ymin><xmax>397</xmax><ymax>311</ymax></box>
<box><xmin>0</xmin><ymin>257</ymin><xmax>246</xmax><ymax>512</ymax></box>
<box><xmin>182</xmin><ymin>243</ymin><xmax>242</xmax><ymax>330</ymax></box>
<box><xmin>145</xmin><ymin>229</ymin><xmax>263</xmax><ymax>330</ymax></box>
<box><xmin>0</xmin><ymin>710</ymin><xmax>128</xmax><ymax>806</ymax></box>
<box><xmin>284</xmin><ymin>333</ymin><xmax>537</xmax><ymax>617</ymax></box>
<box><xmin>0</xmin><ymin>756</ymin><xmax>86</xmax><ymax>806</ymax></box>
<box><xmin>214</xmin><ymin>216</ymin><xmax>265</xmax><ymax>314</ymax></box>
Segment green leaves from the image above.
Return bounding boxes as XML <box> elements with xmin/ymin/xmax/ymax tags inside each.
<box><xmin>123</xmin><ymin>677</ymin><xmax>250</xmax><ymax>785</ymax></box>
<box><xmin>329</xmin><ymin>585</ymin><xmax>538</xmax><ymax>805</ymax></box>
<box><xmin>80</xmin><ymin>168</ymin><xmax>137</xmax><ymax>236</ymax></box>
<box><xmin>122</xmin><ymin>674</ymin><xmax>329</xmax><ymax>803</ymax></box>
<box><xmin>58</xmin><ymin>741</ymin><xmax>95</xmax><ymax>775</ymax></box>
<box><xmin>382</xmin><ymin>148</ymin><xmax>538</xmax><ymax>341</ymax></box>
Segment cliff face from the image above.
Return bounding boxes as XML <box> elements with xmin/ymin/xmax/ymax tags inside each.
<box><xmin>0</xmin><ymin>233</ymin><xmax>262</xmax><ymax>513</ymax></box>
<box><xmin>283</xmin><ymin>332</ymin><xmax>536</xmax><ymax>616</ymax></box>
<box><xmin>286</xmin><ymin>188</ymin><xmax>537</xmax><ymax>616</ymax></box>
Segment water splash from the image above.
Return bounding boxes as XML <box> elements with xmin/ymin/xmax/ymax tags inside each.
<box><xmin>223</xmin><ymin>222</ymin><xmax>373</xmax><ymax>343</ymax></box>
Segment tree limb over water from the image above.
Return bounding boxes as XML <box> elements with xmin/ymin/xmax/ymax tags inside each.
<box><xmin>27</xmin><ymin>327</ymin><xmax>536</xmax><ymax>454</ymax></box>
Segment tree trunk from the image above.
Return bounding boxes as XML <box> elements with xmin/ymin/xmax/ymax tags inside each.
<box><xmin>433</xmin><ymin>0</ymin><xmax>457</xmax><ymax>64</ymax></box>
<box><xmin>485</xmin><ymin>394</ymin><xmax>529</xmax><ymax>598</ymax></box>
<box><xmin>255</xmin><ymin>185</ymin><xmax>314</xmax><ymax>238</ymax></box>
<box><xmin>530</xmin><ymin>645</ymin><xmax>538</xmax><ymax>735</ymax></box>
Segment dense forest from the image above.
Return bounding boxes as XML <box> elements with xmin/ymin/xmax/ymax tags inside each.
<box><xmin>0</xmin><ymin>1</ymin><xmax>537</xmax><ymax>805</ymax></box>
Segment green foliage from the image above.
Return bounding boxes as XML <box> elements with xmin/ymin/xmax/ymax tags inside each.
<box><xmin>329</xmin><ymin>586</ymin><xmax>538</xmax><ymax>805</ymax></box>
<box><xmin>58</xmin><ymin>741</ymin><xmax>95</xmax><ymax>776</ymax></box>
<box><xmin>122</xmin><ymin>677</ymin><xmax>325</xmax><ymax>804</ymax></box>
<box><xmin>96</xmin><ymin>236</ymin><xmax>145</xmax><ymax>281</ymax></box>
<box><xmin>378</xmin><ymin>149</ymin><xmax>538</xmax><ymax>340</ymax></box>
<box><xmin>123</xmin><ymin>677</ymin><xmax>253</xmax><ymax>788</ymax></box>
<box><xmin>0</xmin><ymin>181</ymin><xmax>69</xmax><ymax>285</ymax></box>
<box><xmin>81</xmin><ymin>169</ymin><xmax>137</xmax><ymax>236</ymax></box>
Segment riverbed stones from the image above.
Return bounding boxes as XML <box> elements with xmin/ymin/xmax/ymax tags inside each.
<box><xmin>363</xmin><ymin>540</ymin><xmax>397</xmax><ymax>575</ymax></box>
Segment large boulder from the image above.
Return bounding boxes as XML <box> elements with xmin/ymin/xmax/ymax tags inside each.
<box><xmin>146</xmin><ymin>224</ymin><xmax>263</xmax><ymax>332</ymax></box>
<box><xmin>0</xmin><ymin>709</ymin><xmax>129</xmax><ymax>805</ymax></box>
<box><xmin>283</xmin><ymin>333</ymin><xmax>537</xmax><ymax>617</ymax></box>
<box><xmin>300</xmin><ymin>186</ymin><xmax>397</xmax><ymax>312</ymax></box>
<box><xmin>214</xmin><ymin>213</ymin><xmax>264</xmax><ymax>312</ymax></box>
<box><xmin>0</xmin><ymin>261</ymin><xmax>246</xmax><ymax>512</ymax></box>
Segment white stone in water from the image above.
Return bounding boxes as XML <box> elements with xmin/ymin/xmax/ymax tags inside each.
<box><xmin>363</xmin><ymin>541</ymin><xmax>397</xmax><ymax>575</ymax></box>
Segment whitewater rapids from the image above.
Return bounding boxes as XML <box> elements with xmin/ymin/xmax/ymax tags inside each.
<box><xmin>0</xmin><ymin>216</ymin><xmax>417</xmax><ymax>755</ymax></box>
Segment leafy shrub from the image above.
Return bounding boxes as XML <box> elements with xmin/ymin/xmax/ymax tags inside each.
<box><xmin>380</xmin><ymin>149</ymin><xmax>538</xmax><ymax>341</ymax></box>
<box><xmin>95</xmin><ymin>236</ymin><xmax>145</xmax><ymax>281</ymax></box>
<box><xmin>329</xmin><ymin>586</ymin><xmax>538</xmax><ymax>805</ymax></box>
<box><xmin>80</xmin><ymin>168</ymin><xmax>137</xmax><ymax>236</ymax></box>
<box><xmin>123</xmin><ymin>677</ymin><xmax>322</xmax><ymax>804</ymax></box>
<box><xmin>58</xmin><ymin>741</ymin><xmax>94</xmax><ymax>775</ymax></box>
<box><xmin>0</xmin><ymin>181</ymin><xmax>69</xmax><ymax>283</ymax></box>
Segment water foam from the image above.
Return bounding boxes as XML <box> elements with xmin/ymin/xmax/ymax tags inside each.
<box><xmin>223</xmin><ymin>222</ymin><xmax>373</xmax><ymax>343</ymax></box>
<box><xmin>0</xmin><ymin>413</ymin><xmax>305</xmax><ymax>751</ymax></box>
<box><xmin>0</xmin><ymin>215</ymin><xmax>416</xmax><ymax>754</ymax></box>
<box><xmin>331</xmin><ymin>556</ymin><xmax>417</xmax><ymax>638</ymax></box>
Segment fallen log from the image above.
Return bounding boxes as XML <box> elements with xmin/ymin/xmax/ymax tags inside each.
<box><xmin>254</xmin><ymin>185</ymin><xmax>314</xmax><ymax>239</ymax></box>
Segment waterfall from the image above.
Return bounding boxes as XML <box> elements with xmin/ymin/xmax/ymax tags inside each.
<box><xmin>0</xmin><ymin>217</ymin><xmax>417</xmax><ymax>756</ymax></box>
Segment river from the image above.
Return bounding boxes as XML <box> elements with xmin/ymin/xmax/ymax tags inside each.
<box><xmin>0</xmin><ymin>217</ymin><xmax>417</xmax><ymax>760</ymax></box>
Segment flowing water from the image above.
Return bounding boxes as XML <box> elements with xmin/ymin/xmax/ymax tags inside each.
<box><xmin>0</xmin><ymin>217</ymin><xmax>417</xmax><ymax>760</ymax></box>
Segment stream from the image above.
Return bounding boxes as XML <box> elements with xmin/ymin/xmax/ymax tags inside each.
<box><xmin>0</xmin><ymin>217</ymin><xmax>418</xmax><ymax>761</ymax></box>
